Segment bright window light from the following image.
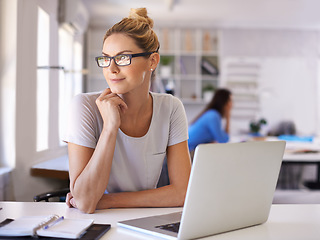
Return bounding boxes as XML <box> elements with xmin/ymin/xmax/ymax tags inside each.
<box><xmin>58</xmin><ymin>29</ymin><xmax>83</xmax><ymax>145</ymax></box>
<box><xmin>73</xmin><ymin>41</ymin><xmax>83</xmax><ymax>95</ymax></box>
<box><xmin>36</xmin><ymin>7</ymin><xmax>50</xmax><ymax>152</ymax></box>
<box><xmin>59</xmin><ymin>28</ymin><xmax>72</xmax><ymax>146</ymax></box>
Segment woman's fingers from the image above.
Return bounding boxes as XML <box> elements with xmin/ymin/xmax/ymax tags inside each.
<box><xmin>96</xmin><ymin>88</ymin><xmax>128</xmax><ymax>129</ymax></box>
<box><xmin>97</xmin><ymin>88</ymin><xmax>128</xmax><ymax>111</ymax></box>
<box><xmin>98</xmin><ymin>88</ymin><xmax>112</xmax><ymax>100</ymax></box>
<box><xmin>70</xmin><ymin>198</ymin><xmax>77</xmax><ymax>208</ymax></box>
<box><xmin>66</xmin><ymin>192</ymin><xmax>78</xmax><ymax>208</ymax></box>
<box><xmin>66</xmin><ymin>192</ymin><xmax>73</xmax><ymax>208</ymax></box>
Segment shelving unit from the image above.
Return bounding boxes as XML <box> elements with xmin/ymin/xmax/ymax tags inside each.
<box><xmin>154</xmin><ymin>28</ymin><xmax>220</xmax><ymax>104</ymax></box>
<box><xmin>220</xmin><ymin>57</ymin><xmax>261</xmax><ymax>133</ymax></box>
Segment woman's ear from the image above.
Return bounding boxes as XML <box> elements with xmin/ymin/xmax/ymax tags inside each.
<box><xmin>149</xmin><ymin>52</ymin><xmax>160</xmax><ymax>70</ymax></box>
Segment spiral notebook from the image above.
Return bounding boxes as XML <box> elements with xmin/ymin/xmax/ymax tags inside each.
<box><xmin>0</xmin><ymin>214</ymin><xmax>110</xmax><ymax>239</ymax></box>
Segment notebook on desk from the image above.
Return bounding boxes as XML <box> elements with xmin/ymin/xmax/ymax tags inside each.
<box><xmin>0</xmin><ymin>215</ymin><xmax>111</xmax><ymax>240</ymax></box>
<box><xmin>118</xmin><ymin>141</ymin><xmax>286</xmax><ymax>240</ymax></box>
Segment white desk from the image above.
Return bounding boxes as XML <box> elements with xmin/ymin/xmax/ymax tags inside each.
<box><xmin>282</xmin><ymin>141</ymin><xmax>320</xmax><ymax>188</ymax></box>
<box><xmin>231</xmin><ymin>136</ymin><xmax>320</xmax><ymax>188</ymax></box>
<box><xmin>1</xmin><ymin>201</ymin><xmax>320</xmax><ymax>240</ymax></box>
<box><xmin>283</xmin><ymin>152</ymin><xmax>320</xmax><ymax>181</ymax></box>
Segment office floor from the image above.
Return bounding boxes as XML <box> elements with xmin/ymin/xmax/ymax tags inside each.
<box><xmin>273</xmin><ymin>189</ymin><xmax>320</xmax><ymax>204</ymax></box>
<box><xmin>274</xmin><ymin>165</ymin><xmax>320</xmax><ymax>204</ymax></box>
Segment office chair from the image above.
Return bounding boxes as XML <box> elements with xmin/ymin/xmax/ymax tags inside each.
<box><xmin>157</xmin><ymin>157</ymin><xmax>170</xmax><ymax>188</ymax></box>
<box><xmin>268</xmin><ymin>121</ymin><xmax>296</xmax><ymax>136</ymax></box>
<box><xmin>33</xmin><ymin>188</ymin><xmax>70</xmax><ymax>202</ymax></box>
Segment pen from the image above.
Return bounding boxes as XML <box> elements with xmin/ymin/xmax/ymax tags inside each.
<box><xmin>43</xmin><ymin>216</ymin><xmax>64</xmax><ymax>229</ymax></box>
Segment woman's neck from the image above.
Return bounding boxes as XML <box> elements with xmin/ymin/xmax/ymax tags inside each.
<box><xmin>119</xmin><ymin>91</ymin><xmax>153</xmax><ymax>137</ymax></box>
<box><xmin>120</xmin><ymin>91</ymin><xmax>152</xmax><ymax>117</ymax></box>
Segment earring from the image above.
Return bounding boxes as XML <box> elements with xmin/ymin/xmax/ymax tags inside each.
<box><xmin>150</xmin><ymin>68</ymin><xmax>153</xmax><ymax>71</ymax></box>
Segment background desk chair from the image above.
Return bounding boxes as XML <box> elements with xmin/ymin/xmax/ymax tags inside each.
<box><xmin>33</xmin><ymin>188</ymin><xmax>69</xmax><ymax>202</ymax></box>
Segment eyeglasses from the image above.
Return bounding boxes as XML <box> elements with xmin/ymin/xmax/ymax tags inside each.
<box><xmin>95</xmin><ymin>52</ymin><xmax>155</xmax><ymax>68</ymax></box>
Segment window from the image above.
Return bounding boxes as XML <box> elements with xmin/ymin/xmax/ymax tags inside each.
<box><xmin>73</xmin><ymin>42</ymin><xmax>83</xmax><ymax>95</ymax></box>
<box><xmin>317</xmin><ymin>60</ymin><xmax>320</xmax><ymax>135</ymax></box>
<box><xmin>36</xmin><ymin>7</ymin><xmax>50</xmax><ymax>152</ymax></box>
<box><xmin>37</xmin><ymin>8</ymin><xmax>84</xmax><ymax>152</ymax></box>
<box><xmin>58</xmin><ymin>28</ymin><xmax>83</xmax><ymax>145</ymax></box>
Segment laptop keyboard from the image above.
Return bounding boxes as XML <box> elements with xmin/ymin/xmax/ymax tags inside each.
<box><xmin>155</xmin><ymin>222</ymin><xmax>180</xmax><ymax>233</ymax></box>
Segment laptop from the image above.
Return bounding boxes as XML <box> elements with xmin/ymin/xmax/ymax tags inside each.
<box><xmin>118</xmin><ymin>140</ymin><xmax>286</xmax><ymax>239</ymax></box>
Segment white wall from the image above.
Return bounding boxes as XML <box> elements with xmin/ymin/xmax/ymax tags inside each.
<box><xmin>259</xmin><ymin>57</ymin><xmax>317</xmax><ymax>135</ymax></box>
<box><xmin>221</xmin><ymin>29</ymin><xmax>319</xmax><ymax>135</ymax></box>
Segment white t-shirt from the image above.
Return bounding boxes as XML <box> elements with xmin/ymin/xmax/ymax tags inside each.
<box><xmin>63</xmin><ymin>92</ymin><xmax>188</xmax><ymax>193</ymax></box>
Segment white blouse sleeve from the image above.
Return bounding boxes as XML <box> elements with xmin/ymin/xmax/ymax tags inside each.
<box><xmin>168</xmin><ymin>96</ymin><xmax>189</xmax><ymax>146</ymax></box>
<box><xmin>63</xmin><ymin>93</ymin><xmax>99</xmax><ymax>149</ymax></box>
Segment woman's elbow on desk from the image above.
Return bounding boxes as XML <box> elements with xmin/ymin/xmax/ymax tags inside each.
<box><xmin>74</xmin><ymin>200</ymin><xmax>98</xmax><ymax>214</ymax></box>
<box><xmin>76</xmin><ymin>200</ymin><xmax>97</xmax><ymax>214</ymax></box>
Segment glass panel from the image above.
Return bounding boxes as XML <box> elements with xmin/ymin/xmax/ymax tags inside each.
<box><xmin>58</xmin><ymin>28</ymin><xmax>73</xmax><ymax>146</ymax></box>
<box><xmin>36</xmin><ymin>7</ymin><xmax>50</xmax><ymax>152</ymax></box>
<box><xmin>58</xmin><ymin>30</ymin><xmax>83</xmax><ymax>145</ymax></box>
<box><xmin>73</xmin><ymin>41</ymin><xmax>83</xmax><ymax>95</ymax></box>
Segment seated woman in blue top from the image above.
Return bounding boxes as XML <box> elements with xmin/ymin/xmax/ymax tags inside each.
<box><xmin>188</xmin><ymin>88</ymin><xmax>232</xmax><ymax>151</ymax></box>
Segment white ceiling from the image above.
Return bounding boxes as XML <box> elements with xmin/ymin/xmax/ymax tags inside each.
<box><xmin>82</xmin><ymin>0</ymin><xmax>320</xmax><ymax>29</ymax></box>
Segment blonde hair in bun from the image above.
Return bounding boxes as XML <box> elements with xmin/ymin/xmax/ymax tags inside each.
<box><xmin>128</xmin><ymin>8</ymin><xmax>154</xmax><ymax>29</ymax></box>
<box><xmin>103</xmin><ymin>8</ymin><xmax>159</xmax><ymax>53</ymax></box>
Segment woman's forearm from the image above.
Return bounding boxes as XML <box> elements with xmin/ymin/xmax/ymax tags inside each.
<box><xmin>96</xmin><ymin>184</ymin><xmax>187</xmax><ymax>209</ymax></box>
<box><xmin>225</xmin><ymin>117</ymin><xmax>230</xmax><ymax>134</ymax></box>
<box><xmin>70</xmin><ymin>128</ymin><xmax>118</xmax><ymax>213</ymax></box>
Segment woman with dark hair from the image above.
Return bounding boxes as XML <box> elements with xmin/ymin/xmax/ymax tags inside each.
<box><xmin>188</xmin><ymin>88</ymin><xmax>232</xmax><ymax>151</ymax></box>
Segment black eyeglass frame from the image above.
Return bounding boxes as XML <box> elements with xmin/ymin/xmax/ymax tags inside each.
<box><xmin>95</xmin><ymin>51</ymin><xmax>156</xmax><ymax>68</ymax></box>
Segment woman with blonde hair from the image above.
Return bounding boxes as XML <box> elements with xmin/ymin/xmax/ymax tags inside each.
<box><xmin>63</xmin><ymin>8</ymin><xmax>191</xmax><ymax>213</ymax></box>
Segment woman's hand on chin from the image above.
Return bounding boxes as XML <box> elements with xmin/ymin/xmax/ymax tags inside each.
<box><xmin>96</xmin><ymin>88</ymin><xmax>128</xmax><ymax>130</ymax></box>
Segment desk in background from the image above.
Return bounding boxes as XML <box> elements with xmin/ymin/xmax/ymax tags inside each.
<box><xmin>231</xmin><ymin>135</ymin><xmax>320</xmax><ymax>189</ymax></box>
<box><xmin>281</xmin><ymin>140</ymin><xmax>320</xmax><ymax>189</ymax></box>
<box><xmin>282</xmin><ymin>152</ymin><xmax>320</xmax><ymax>188</ymax></box>
<box><xmin>31</xmin><ymin>138</ymin><xmax>320</xmax><ymax>189</ymax></box>
<box><xmin>31</xmin><ymin>155</ymin><xmax>69</xmax><ymax>180</ymax></box>
<box><xmin>1</xmin><ymin>201</ymin><xmax>320</xmax><ymax>240</ymax></box>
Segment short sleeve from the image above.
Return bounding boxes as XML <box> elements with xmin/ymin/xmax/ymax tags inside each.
<box><xmin>63</xmin><ymin>93</ymin><xmax>100</xmax><ymax>149</ymax></box>
<box><xmin>168</xmin><ymin>96</ymin><xmax>189</xmax><ymax>146</ymax></box>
